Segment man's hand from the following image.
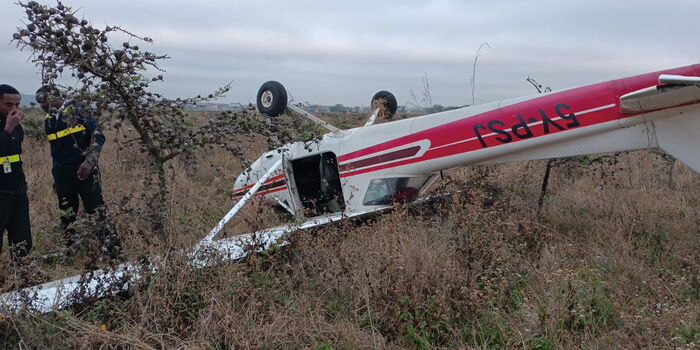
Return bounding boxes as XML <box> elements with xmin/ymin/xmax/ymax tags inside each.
<box><xmin>4</xmin><ymin>110</ymin><xmax>25</xmax><ymax>133</ymax></box>
<box><xmin>77</xmin><ymin>160</ymin><xmax>94</xmax><ymax>180</ymax></box>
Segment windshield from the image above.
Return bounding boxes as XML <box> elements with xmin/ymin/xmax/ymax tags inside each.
<box><xmin>362</xmin><ymin>177</ymin><xmax>429</xmax><ymax>205</ymax></box>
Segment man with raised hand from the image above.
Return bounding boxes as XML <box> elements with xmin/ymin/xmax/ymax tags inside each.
<box><xmin>0</xmin><ymin>84</ymin><xmax>32</xmax><ymax>263</ymax></box>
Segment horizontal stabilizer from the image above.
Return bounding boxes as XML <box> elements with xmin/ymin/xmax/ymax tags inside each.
<box><xmin>620</xmin><ymin>81</ymin><xmax>700</xmax><ymax>114</ymax></box>
<box><xmin>659</xmin><ymin>74</ymin><xmax>700</xmax><ymax>86</ymax></box>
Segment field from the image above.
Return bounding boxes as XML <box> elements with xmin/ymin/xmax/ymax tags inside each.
<box><xmin>0</xmin><ymin>108</ymin><xmax>699</xmax><ymax>349</ymax></box>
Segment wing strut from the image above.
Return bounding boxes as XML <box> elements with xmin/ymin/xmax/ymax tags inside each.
<box><xmin>287</xmin><ymin>104</ymin><xmax>341</xmax><ymax>133</ymax></box>
<box><xmin>198</xmin><ymin>159</ymin><xmax>282</xmax><ymax>246</ymax></box>
<box><xmin>363</xmin><ymin>108</ymin><xmax>381</xmax><ymax>127</ymax></box>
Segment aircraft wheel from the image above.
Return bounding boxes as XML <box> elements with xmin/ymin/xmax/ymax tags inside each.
<box><xmin>371</xmin><ymin>90</ymin><xmax>397</xmax><ymax>119</ymax></box>
<box><xmin>256</xmin><ymin>81</ymin><xmax>288</xmax><ymax>117</ymax></box>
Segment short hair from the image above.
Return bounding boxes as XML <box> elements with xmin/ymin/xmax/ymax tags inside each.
<box><xmin>0</xmin><ymin>84</ymin><xmax>20</xmax><ymax>99</ymax></box>
<box><xmin>35</xmin><ymin>84</ymin><xmax>62</xmax><ymax>101</ymax></box>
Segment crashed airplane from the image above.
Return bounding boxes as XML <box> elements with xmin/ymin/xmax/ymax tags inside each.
<box><xmin>237</xmin><ymin>65</ymin><xmax>700</xmax><ymax>218</ymax></box>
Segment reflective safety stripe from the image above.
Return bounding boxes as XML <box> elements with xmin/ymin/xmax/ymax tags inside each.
<box><xmin>47</xmin><ymin>125</ymin><xmax>86</xmax><ymax>141</ymax></box>
<box><xmin>0</xmin><ymin>154</ymin><xmax>21</xmax><ymax>163</ymax></box>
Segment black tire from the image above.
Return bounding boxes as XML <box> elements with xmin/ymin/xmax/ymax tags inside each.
<box><xmin>371</xmin><ymin>90</ymin><xmax>397</xmax><ymax>118</ymax></box>
<box><xmin>256</xmin><ymin>81</ymin><xmax>288</xmax><ymax>117</ymax></box>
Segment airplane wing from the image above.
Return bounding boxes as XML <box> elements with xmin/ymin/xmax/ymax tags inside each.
<box><xmin>652</xmin><ymin>110</ymin><xmax>700</xmax><ymax>172</ymax></box>
<box><xmin>621</xmin><ymin>75</ymin><xmax>700</xmax><ymax>172</ymax></box>
<box><xmin>478</xmin><ymin>75</ymin><xmax>700</xmax><ymax>172</ymax></box>
<box><xmin>0</xmin><ymin>208</ymin><xmax>387</xmax><ymax>314</ymax></box>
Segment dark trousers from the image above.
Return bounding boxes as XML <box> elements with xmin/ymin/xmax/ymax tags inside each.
<box><xmin>52</xmin><ymin>166</ymin><xmax>105</xmax><ymax>227</ymax></box>
<box><xmin>0</xmin><ymin>190</ymin><xmax>32</xmax><ymax>262</ymax></box>
<box><xmin>52</xmin><ymin>166</ymin><xmax>122</xmax><ymax>259</ymax></box>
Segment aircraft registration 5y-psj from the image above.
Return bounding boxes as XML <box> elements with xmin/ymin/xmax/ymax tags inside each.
<box><xmin>236</xmin><ymin>64</ymin><xmax>700</xmax><ymax>218</ymax></box>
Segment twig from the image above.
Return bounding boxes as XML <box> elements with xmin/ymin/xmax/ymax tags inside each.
<box><xmin>470</xmin><ymin>42</ymin><xmax>490</xmax><ymax>105</ymax></box>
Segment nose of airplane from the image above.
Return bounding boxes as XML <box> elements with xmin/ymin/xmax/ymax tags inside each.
<box><xmin>232</xmin><ymin>151</ymin><xmax>281</xmax><ymax>198</ymax></box>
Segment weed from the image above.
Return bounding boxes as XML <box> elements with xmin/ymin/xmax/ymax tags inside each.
<box><xmin>471</xmin><ymin>312</ymin><xmax>508</xmax><ymax>347</ymax></box>
<box><xmin>532</xmin><ymin>337</ymin><xmax>554</xmax><ymax>350</ymax></box>
<box><xmin>674</xmin><ymin>321</ymin><xmax>700</xmax><ymax>346</ymax></box>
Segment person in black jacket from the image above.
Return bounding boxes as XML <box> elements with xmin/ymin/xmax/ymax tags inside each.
<box><xmin>0</xmin><ymin>84</ymin><xmax>32</xmax><ymax>263</ymax></box>
<box><xmin>35</xmin><ymin>85</ymin><xmax>122</xmax><ymax>261</ymax></box>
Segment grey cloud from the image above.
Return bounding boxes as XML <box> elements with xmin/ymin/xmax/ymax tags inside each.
<box><xmin>1</xmin><ymin>0</ymin><xmax>699</xmax><ymax>106</ymax></box>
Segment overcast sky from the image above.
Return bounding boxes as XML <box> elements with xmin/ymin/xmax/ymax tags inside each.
<box><xmin>2</xmin><ymin>0</ymin><xmax>699</xmax><ymax>106</ymax></box>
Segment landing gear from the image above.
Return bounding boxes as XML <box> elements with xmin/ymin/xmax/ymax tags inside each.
<box><xmin>371</xmin><ymin>90</ymin><xmax>397</xmax><ymax>119</ymax></box>
<box><xmin>256</xmin><ymin>81</ymin><xmax>288</xmax><ymax>117</ymax></box>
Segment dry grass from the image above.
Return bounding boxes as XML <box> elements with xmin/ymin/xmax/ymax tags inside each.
<box><xmin>0</xmin><ymin>109</ymin><xmax>698</xmax><ymax>349</ymax></box>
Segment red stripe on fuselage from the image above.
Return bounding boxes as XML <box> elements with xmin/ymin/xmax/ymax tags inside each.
<box><xmin>233</xmin><ymin>174</ymin><xmax>286</xmax><ymax>195</ymax></box>
<box><xmin>233</xmin><ymin>185</ymin><xmax>288</xmax><ymax>200</ymax></box>
<box><xmin>255</xmin><ymin>186</ymin><xmax>288</xmax><ymax>196</ymax></box>
<box><xmin>338</xmin><ymin>146</ymin><xmax>421</xmax><ymax>172</ymax></box>
<box><xmin>337</xmin><ymin>64</ymin><xmax>700</xmax><ymax>177</ymax></box>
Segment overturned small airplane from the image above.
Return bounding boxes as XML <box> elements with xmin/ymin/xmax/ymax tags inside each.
<box><xmin>237</xmin><ymin>65</ymin><xmax>700</xmax><ymax>219</ymax></box>
<box><xmin>2</xmin><ymin>64</ymin><xmax>699</xmax><ymax>314</ymax></box>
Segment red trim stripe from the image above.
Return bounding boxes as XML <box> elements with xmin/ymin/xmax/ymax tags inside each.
<box><xmin>257</xmin><ymin>187</ymin><xmax>288</xmax><ymax>196</ymax></box>
<box><xmin>234</xmin><ymin>186</ymin><xmax>288</xmax><ymax>199</ymax></box>
<box><xmin>233</xmin><ymin>173</ymin><xmax>285</xmax><ymax>194</ymax></box>
<box><xmin>233</xmin><ymin>179</ymin><xmax>286</xmax><ymax>197</ymax></box>
<box><xmin>338</xmin><ymin>146</ymin><xmax>421</xmax><ymax>172</ymax></box>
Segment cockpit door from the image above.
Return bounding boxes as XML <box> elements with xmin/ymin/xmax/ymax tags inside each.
<box><xmin>290</xmin><ymin>152</ymin><xmax>346</xmax><ymax>217</ymax></box>
<box><xmin>280</xmin><ymin>153</ymin><xmax>303</xmax><ymax>218</ymax></box>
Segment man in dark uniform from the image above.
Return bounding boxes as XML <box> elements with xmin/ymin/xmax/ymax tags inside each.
<box><xmin>0</xmin><ymin>84</ymin><xmax>32</xmax><ymax>263</ymax></box>
<box><xmin>35</xmin><ymin>85</ymin><xmax>122</xmax><ymax>261</ymax></box>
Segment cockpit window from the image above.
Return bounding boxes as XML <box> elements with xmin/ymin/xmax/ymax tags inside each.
<box><xmin>362</xmin><ymin>177</ymin><xmax>429</xmax><ymax>205</ymax></box>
